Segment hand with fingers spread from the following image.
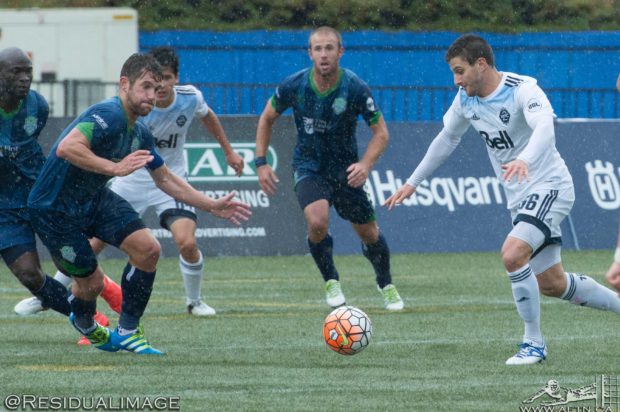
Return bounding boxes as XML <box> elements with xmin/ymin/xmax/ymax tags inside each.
<box><xmin>114</xmin><ymin>150</ymin><xmax>154</xmax><ymax>176</ymax></box>
<box><xmin>501</xmin><ymin>159</ymin><xmax>529</xmax><ymax>184</ymax></box>
<box><xmin>346</xmin><ymin>162</ymin><xmax>370</xmax><ymax>188</ymax></box>
<box><xmin>383</xmin><ymin>184</ymin><xmax>416</xmax><ymax>211</ymax></box>
<box><xmin>257</xmin><ymin>165</ymin><xmax>280</xmax><ymax>195</ymax></box>
<box><xmin>209</xmin><ymin>192</ymin><xmax>252</xmax><ymax>226</ymax></box>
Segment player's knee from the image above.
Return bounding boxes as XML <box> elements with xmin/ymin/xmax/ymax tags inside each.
<box><xmin>306</xmin><ymin>217</ymin><xmax>328</xmax><ymax>239</ymax></box>
<box><xmin>501</xmin><ymin>246</ymin><xmax>529</xmax><ymax>272</ymax></box>
<box><xmin>12</xmin><ymin>264</ymin><xmax>45</xmax><ymax>291</ymax></box>
<box><xmin>176</xmin><ymin>238</ymin><xmax>198</xmax><ymax>258</ymax></box>
<box><xmin>89</xmin><ymin>276</ymin><xmax>105</xmax><ymax>296</ymax></box>
<box><xmin>130</xmin><ymin>238</ymin><xmax>161</xmax><ymax>267</ymax></box>
<box><xmin>537</xmin><ymin>281</ymin><xmax>560</xmax><ymax>297</ymax></box>
<box><xmin>536</xmin><ymin>271</ymin><xmax>565</xmax><ymax>298</ymax></box>
<box><xmin>74</xmin><ymin>273</ymin><xmax>105</xmax><ymax>297</ymax></box>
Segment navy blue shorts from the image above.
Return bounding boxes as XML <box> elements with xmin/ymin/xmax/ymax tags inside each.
<box><xmin>29</xmin><ymin>188</ymin><xmax>145</xmax><ymax>277</ymax></box>
<box><xmin>294</xmin><ymin>174</ymin><xmax>376</xmax><ymax>224</ymax></box>
<box><xmin>0</xmin><ymin>208</ymin><xmax>36</xmax><ymax>251</ymax></box>
<box><xmin>0</xmin><ymin>208</ymin><xmax>37</xmax><ymax>265</ymax></box>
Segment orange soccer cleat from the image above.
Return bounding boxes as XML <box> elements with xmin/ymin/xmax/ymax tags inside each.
<box><xmin>101</xmin><ymin>274</ymin><xmax>122</xmax><ymax>314</ymax></box>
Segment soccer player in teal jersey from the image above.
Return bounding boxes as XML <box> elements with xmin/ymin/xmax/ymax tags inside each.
<box><xmin>17</xmin><ymin>47</ymin><xmax>244</xmax><ymax>320</ymax></box>
<box><xmin>28</xmin><ymin>53</ymin><xmax>251</xmax><ymax>354</ymax></box>
<box><xmin>255</xmin><ymin>27</ymin><xmax>403</xmax><ymax>310</ymax></box>
<box><xmin>0</xmin><ymin>47</ymin><xmax>74</xmax><ymax>318</ymax></box>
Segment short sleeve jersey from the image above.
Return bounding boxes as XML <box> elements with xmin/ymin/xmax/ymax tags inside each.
<box><xmin>113</xmin><ymin>84</ymin><xmax>209</xmax><ymax>186</ymax></box>
<box><xmin>442</xmin><ymin>72</ymin><xmax>573</xmax><ymax>208</ymax></box>
<box><xmin>272</xmin><ymin>68</ymin><xmax>381</xmax><ymax>181</ymax></box>
<box><xmin>0</xmin><ymin>90</ymin><xmax>48</xmax><ymax>209</ymax></box>
<box><xmin>28</xmin><ymin>97</ymin><xmax>162</xmax><ymax>215</ymax></box>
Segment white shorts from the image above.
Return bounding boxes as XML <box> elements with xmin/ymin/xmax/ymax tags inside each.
<box><xmin>110</xmin><ymin>178</ymin><xmax>196</xmax><ymax>228</ymax></box>
<box><xmin>508</xmin><ymin>185</ymin><xmax>574</xmax><ymax>250</ymax></box>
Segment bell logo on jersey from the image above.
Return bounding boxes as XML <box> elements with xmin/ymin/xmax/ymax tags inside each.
<box><xmin>585</xmin><ymin>160</ymin><xmax>620</xmax><ymax>210</ymax></box>
<box><xmin>480</xmin><ymin>130</ymin><xmax>514</xmax><ymax>150</ymax></box>
<box><xmin>499</xmin><ymin>108</ymin><xmax>510</xmax><ymax>125</ymax></box>
<box><xmin>156</xmin><ymin>133</ymin><xmax>179</xmax><ymax>149</ymax></box>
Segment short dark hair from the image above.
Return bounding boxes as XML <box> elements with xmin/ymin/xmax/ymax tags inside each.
<box><xmin>309</xmin><ymin>26</ymin><xmax>343</xmax><ymax>49</ymax></box>
<box><xmin>445</xmin><ymin>34</ymin><xmax>495</xmax><ymax>67</ymax></box>
<box><xmin>120</xmin><ymin>53</ymin><xmax>163</xmax><ymax>84</ymax></box>
<box><xmin>148</xmin><ymin>46</ymin><xmax>179</xmax><ymax>75</ymax></box>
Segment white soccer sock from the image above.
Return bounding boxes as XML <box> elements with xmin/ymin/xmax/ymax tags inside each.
<box><xmin>180</xmin><ymin>251</ymin><xmax>204</xmax><ymax>305</ymax></box>
<box><xmin>508</xmin><ymin>264</ymin><xmax>543</xmax><ymax>346</ymax></box>
<box><xmin>561</xmin><ymin>272</ymin><xmax>620</xmax><ymax>313</ymax></box>
<box><xmin>53</xmin><ymin>270</ymin><xmax>72</xmax><ymax>288</ymax></box>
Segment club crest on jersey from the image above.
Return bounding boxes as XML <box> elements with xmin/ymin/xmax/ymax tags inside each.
<box><xmin>130</xmin><ymin>136</ymin><xmax>140</xmax><ymax>152</ymax></box>
<box><xmin>332</xmin><ymin>98</ymin><xmax>347</xmax><ymax>115</ymax></box>
<box><xmin>499</xmin><ymin>108</ymin><xmax>510</xmax><ymax>125</ymax></box>
<box><xmin>303</xmin><ymin>116</ymin><xmax>314</xmax><ymax>134</ymax></box>
<box><xmin>23</xmin><ymin>116</ymin><xmax>37</xmax><ymax>136</ymax></box>
<box><xmin>176</xmin><ymin>115</ymin><xmax>187</xmax><ymax>127</ymax></box>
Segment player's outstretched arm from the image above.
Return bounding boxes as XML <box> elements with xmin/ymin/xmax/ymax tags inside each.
<box><xmin>57</xmin><ymin>128</ymin><xmax>153</xmax><ymax>176</ymax></box>
<box><xmin>383</xmin><ymin>184</ymin><xmax>416</xmax><ymax>211</ymax></box>
<box><xmin>201</xmin><ymin>110</ymin><xmax>244</xmax><ymax>176</ymax></box>
<box><xmin>347</xmin><ymin>116</ymin><xmax>389</xmax><ymax>188</ymax></box>
<box><xmin>255</xmin><ymin>101</ymin><xmax>281</xmax><ymax>195</ymax></box>
<box><xmin>149</xmin><ymin>165</ymin><xmax>251</xmax><ymax>225</ymax></box>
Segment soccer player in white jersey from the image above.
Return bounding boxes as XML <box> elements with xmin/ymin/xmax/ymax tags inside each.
<box><xmin>384</xmin><ymin>34</ymin><xmax>620</xmax><ymax>365</ymax></box>
<box><xmin>15</xmin><ymin>47</ymin><xmax>244</xmax><ymax>318</ymax></box>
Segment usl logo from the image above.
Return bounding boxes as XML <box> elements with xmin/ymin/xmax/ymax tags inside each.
<box><xmin>585</xmin><ymin>160</ymin><xmax>620</xmax><ymax>210</ymax></box>
<box><xmin>184</xmin><ymin>142</ymin><xmax>277</xmax><ymax>182</ymax></box>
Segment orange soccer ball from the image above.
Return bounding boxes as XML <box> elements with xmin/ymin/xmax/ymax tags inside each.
<box><xmin>323</xmin><ymin>306</ymin><xmax>372</xmax><ymax>355</ymax></box>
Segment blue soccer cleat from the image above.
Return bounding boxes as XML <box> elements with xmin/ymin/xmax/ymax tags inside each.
<box><xmin>505</xmin><ymin>342</ymin><xmax>547</xmax><ymax>365</ymax></box>
<box><xmin>109</xmin><ymin>326</ymin><xmax>164</xmax><ymax>355</ymax></box>
<box><xmin>69</xmin><ymin>313</ymin><xmax>118</xmax><ymax>352</ymax></box>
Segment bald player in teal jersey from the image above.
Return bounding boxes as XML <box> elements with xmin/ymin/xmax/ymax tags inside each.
<box><xmin>0</xmin><ymin>47</ymin><xmax>74</xmax><ymax>318</ymax></box>
<box><xmin>255</xmin><ymin>27</ymin><xmax>404</xmax><ymax>310</ymax></box>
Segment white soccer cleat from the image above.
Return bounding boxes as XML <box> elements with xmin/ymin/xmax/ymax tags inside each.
<box><xmin>14</xmin><ymin>296</ymin><xmax>45</xmax><ymax>316</ymax></box>
<box><xmin>379</xmin><ymin>284</ymin><xmax>404</xmax><ymax>311</ymax></box>
<box><xmin>187</xmin><ymin>300</ymin><xmax>216</xmax><ymax>317</ymax></box>
<box><xmin>505</xmin><ymin>342</ymin><xmax>547</xmax><ymax>365</ymax></box>
<box><xmin>325</xmin><ymin>279</ymin><xmax>346</xmax><ymax>308</ymax></box>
